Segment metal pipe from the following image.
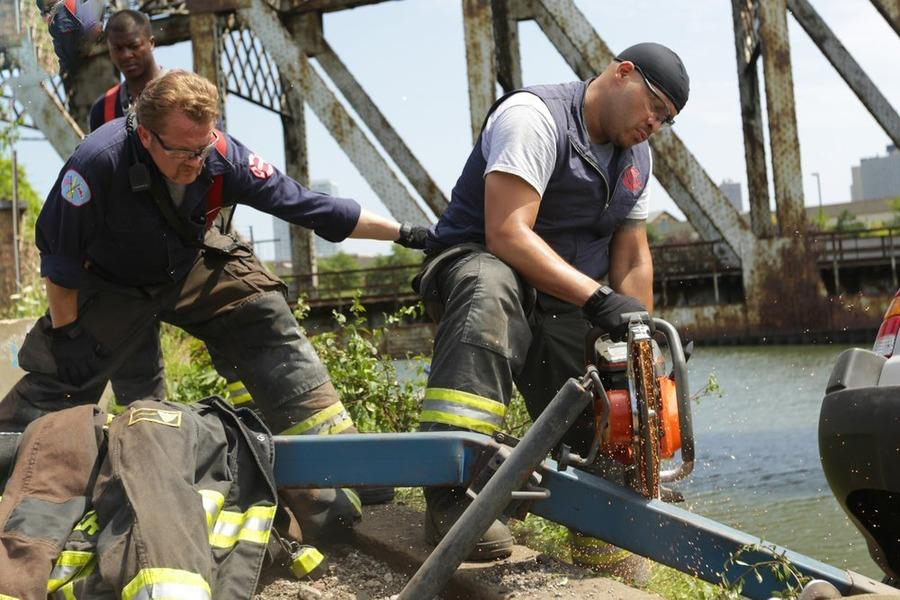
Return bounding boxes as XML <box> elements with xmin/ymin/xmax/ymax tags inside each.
<box><xmin>398</xmin><ymin>376</ymin><xmax>593</xmax><ymax>600</ymax></box>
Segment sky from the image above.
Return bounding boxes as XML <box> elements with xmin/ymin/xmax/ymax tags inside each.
<box><xmin>10</xmin><ymin>0</ymin><xmax>900</xmax><ymax>260</ymax></box>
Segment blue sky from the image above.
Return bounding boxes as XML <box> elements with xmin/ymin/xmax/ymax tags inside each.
<box><xmin>12</xmin><ymin>0</ymin><xmax>900</xmax><ymax>260</ymax></box>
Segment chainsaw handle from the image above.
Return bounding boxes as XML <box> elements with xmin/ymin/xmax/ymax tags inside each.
<box><xmin>653</xmin><ymin>317</ymin><xmax>695</xmax><ymax>482</ymax></box>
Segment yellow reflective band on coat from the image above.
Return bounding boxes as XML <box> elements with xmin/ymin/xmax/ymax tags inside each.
<box><xmin>122</xmin><ymin>568</ymin><xmax>211</xmax><ymax>600</ymax></box>
<box><xmin>0</xmin><ymin>594</ymin><xmax>21</xmax><ymax>599</ymax></box>
<box><xmin>107</xmin><ymin>398</ymin><xmax>126</xmax><ymax>416</ymax></box>
<box><xmin>227</xmin><ymin>381</ymin><xmax>253</xmax><ymax>407</ymax></box>
<box><xmin>343</xmin><ymin>488</ymin><xmax>362</xmax><ymax>518</ymax></box>
<box><xmin>289</xmin><ymin>545</ymin><xmax>325</xmax><ymax>579</ymax></box>
<box><xmin>73</xmin><ymin>511</ymin><xmax>99</xmax><ymax>537</ymax></box>
<box><xmin>208</xmin><ymin>505</ymin><xmax>276</xmax><ymax>548</ymax></box>
<box><xmin>419</xmin><ymin>388</ymin><xmax>506</xmax><ymax>435</ymax></box>
<box><xmin>569</xmin><ymin>533</ymin><xmax>631</xmax><ymax>566</ymax></box>
<box><xmin>279</xmin><ymin>402</ymin><xmax>353</xmax><ymax>436</ymax></box>
<box><xmin>198</xmin><ymin>489</ymin><xmax>225</xmax><ymax>531</ymax></box>
<box><xmin>48</xmin><ymin>550</ymin><xmax>94</xmax><ymax>592</ymax></box>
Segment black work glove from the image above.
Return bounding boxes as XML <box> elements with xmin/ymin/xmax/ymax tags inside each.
<box><xmin>396</xmin><ymin>222</ymin><xmax>429</xmax><ymax>250</ymax></box>
<box><xmin>581</xmin><ymin>285</ymin><xmax>646</xmax><ymax>341</ymax></box>
<box><xmin>50</xmin><ymin>321</ymin><xmax>103</xmax><ymax>386</ymax></box>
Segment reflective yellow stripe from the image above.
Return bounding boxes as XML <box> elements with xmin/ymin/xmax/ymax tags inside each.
<box><xmin>424</xmin><ymin>388</ymin><xmax>507</xmax><ymax>417</ymax></box>
<box><xmin>419</xmin><ymin>388</ymin><xmax>506</xmax><ymax>434</ymax></box>
<box><xmin>289</xmin><ymin>545</ymin><xmax>324</xmax><ymax>579</ymax></box>
<box><xmin>227</xmin><ymin>381</ymin><xmax>253</xmax><ymax>406</ymax></box>
<box><xmin>198</xmin><ymin>489</ymin><xmax>224</xmax><ymax>531</ymax></box>
<box><xmin>569</xmin><ymin>533</ymin><xmax>631</xmax><ymax>566</ymax></box>
<box><xmin>48</xmin><ymin>550</ymin><xmax>93</xmax><ymax>591</ymax></box>
<box><xmin>209</xmin><ymin>505</ymin><xmax>276</xmax><ymax>548</ymax></box>
<box><xmin>418</xmin><ymin>410</ymin><xmax>499</xmax><ymax>435</ymax></box>
<box><xmin>280</xmin><ymin>402</ymin><xmax>354</xmax><ymax>436</ymax></box>
<box><xmin>122</xmin><ymin>568</ymin><xmax>210</xmax><ymax>600</ymax></box>
<box><xmin>343</xmin><ymin>488</ymin><xmax>362</xmax><ymax>517</ymax></box>
<box><xmin>0</xmin><ymin>595</ymin><xmax>21</xmax><ymax>599</ymax></box>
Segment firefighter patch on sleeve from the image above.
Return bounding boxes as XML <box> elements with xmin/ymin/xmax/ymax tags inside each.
<box><xmin>128</xmin><ymin>407</ymin><xmax>182</xmax><ymax>428</ymax></box>
<box><xmin>248</xmin><ymin>153</ymin><xmax>274</xmax><ymax>179</ymax></box>
<box><xmin>61</xmin><ymin>169</ymin><xmax>91</xmax><ymax>206</ymax></box>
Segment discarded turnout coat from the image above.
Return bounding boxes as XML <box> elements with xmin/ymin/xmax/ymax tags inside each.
<box><xmin>0</xmin><ymin>396</ymin><xmax>277</xmax><ymax>600</ymax></box>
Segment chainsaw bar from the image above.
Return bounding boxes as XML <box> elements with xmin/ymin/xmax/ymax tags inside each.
<box><xmin>631</xmin><ymin>335</ymin><xmax>662</xmax><ymax>498</ymax></box>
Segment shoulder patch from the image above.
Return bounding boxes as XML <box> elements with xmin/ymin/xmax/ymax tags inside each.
<box><xmin>61</xmin><ymin>169</ymin><xmax>92</xmax><ymax>206</ymax></box>
<box><xmin>622</xmin><ymin>165</ymin><xmax>641</xmax><ymax>193</ymax></box>
<box><xmin>248</xmin><ymin>153</ymin><xmax>274</xmax><ymax>180</ymax></box>
<box><xmin>128</xmin><ymin>407</ymin><xmax>182</xmax><ymax>428</ymax></box>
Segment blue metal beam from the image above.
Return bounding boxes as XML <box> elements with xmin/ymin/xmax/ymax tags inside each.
<box><xmin>273</xmin><ymin>433</ymin><xmax>893</xmax><ymax>599</ymax></box>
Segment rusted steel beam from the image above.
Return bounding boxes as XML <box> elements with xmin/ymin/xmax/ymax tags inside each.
<box><xmin>493</xmin><ymin>0</ymin><xmax>522</xmax><ymax>93</ymax></box>
<box><xmin>462</xmin><ymin>0</ymin><xmax>497</xmax><ymax>144</ymax></box>
<box><xmin>315</xmin><ymin>38</ymin><xmax>446</xmax><ymax>218</ymax></box>
<box><xmin>190</xmin><ymin>13</ymin><xmax>227</xmax><ymax>123</ymax></box>
<box><xmin>7</xmin><ymin>42</ymin><xmax>83</xmax><ymax>158</ymax></box>
<box><xmin>531</xmin><ymin>0</ymin><xmax>754</xmax><ymax>260</ymax></box>
<box><xmin>731</xmin><ymin>0</ymin><xmax>773</xmax><ymax>238</ymax></box>
<box><xmin>788</xmin><ymin>0</ymin><xmax>900</xmax><ymax>149</ymax></box>
<box><xmin>869</xmin><ymin>0</ymin><xmax>900</xmax><ymax>37</ymax></box>
<box><xmin>279</xmin><ymin>65</ymin><xmax>319</xmax><ymax>288</ymax></box>
<box><xmin>758</xmin><ymin>0</ymin><xmax>806</xmax><ymax>236</ymax></box>
<box><xmin>153</xmin><ymin>14</ymin><xmax>192</xmax><ymax>45</ymax></box>
<box><xmin>238</xmin><ymin>0</ymin><xmax>430</xmax><ymax>225</ymax></box>
<box><xmin>277</xmin><ymin>0</ymin><xmax>392</xmax><ymax>14</ymax></box>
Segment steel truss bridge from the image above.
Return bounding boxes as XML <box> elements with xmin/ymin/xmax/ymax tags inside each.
<box><xmin>1</xmin><ymin>0</ymin><xmax>898</xmax><ymax>336</ymax></box>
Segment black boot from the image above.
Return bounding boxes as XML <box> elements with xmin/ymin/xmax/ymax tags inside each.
<box><xmin>423</xmin><ymin>486</ymin><xmax>513</xmax><ymax>561</ymax></box>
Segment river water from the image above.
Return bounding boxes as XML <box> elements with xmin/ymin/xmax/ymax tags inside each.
<box><xmin>679</xmin><ymin>343</ymin><xmax>880</xmax><ymax>578</ymax></box>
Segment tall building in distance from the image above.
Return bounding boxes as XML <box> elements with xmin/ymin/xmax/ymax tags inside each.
<box><xmin>719</xmin><ymin>179</ymin><xmax>743</xmax><ymax>212</ymax></box>
<box><xmin>271</xmin><ymin>179</ymin><xmax>343</xmax><ymax>263</ymax></box>
<box><xmin>851</xmin><ymin>145</ymin><xmax>900</xmax><ymax>202</ymax></box>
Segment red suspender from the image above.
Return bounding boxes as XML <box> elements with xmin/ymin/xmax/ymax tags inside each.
<box><xmin>103</xmin><ymin>84</ymin><xmax>121</xmax><ymax>124</ymax></box>
<box><xmin>205</xmin><ymin>130</ymin><xmax>228</xmax><ymax>231</ymax></box>
<box><xmin>63</xmin><ymin>0</ymin><xmax>76</xmax><ymax>13</ymax></box>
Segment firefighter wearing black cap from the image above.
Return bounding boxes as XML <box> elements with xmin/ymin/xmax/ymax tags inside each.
<box><xmin>0</xmin><ymin>69</ymin><xmax>427</xmax><ymax>565</ymax></box>
<box><xmin>415</xmin><ymin>42</ymin><xmax>689</xmax><ymax>568</ymax></box>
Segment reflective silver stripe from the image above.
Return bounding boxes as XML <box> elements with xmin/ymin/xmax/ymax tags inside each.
<box><xmin>198</xmin><ymin>490</ymin><xmax>224</xmax><ymax>531</ymax></box>
<box><xmin>131</xmin><ymin>582</ymin><xmax>211</xmax><ymax>600</ymax></box>
<box><xmin>48</xmin><ymin>550</ymin><xmax>93</xmax><ymax>592</ymax></box>
<box><xmin>280</xmin><ymin>402</ymin><xmax>353</xmax><ymax>436</ymax></box>
<box><xmin>420</xmin><ymin>399</ymin><xmax>505</xmax><ymax>429</ymax></box>
<box><xmin>209</xmin><ymin>506</ymin><xmax>276</xmax><ymax>548</ymax></box>
<box><xmin>123</xmin><ymin>569</ymin><xmax>210</xmax><ymax>600</ymax></box>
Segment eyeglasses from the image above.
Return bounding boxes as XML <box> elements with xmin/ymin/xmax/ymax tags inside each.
<box><xmin>148</xmin><ymin>127</ymin><xmax>219</xmax><ymax>161</ymax></box>
<box><xmin>633</xmin><ymin>65</ymin><xmax>675</xmax><ymax>128</ymax></box>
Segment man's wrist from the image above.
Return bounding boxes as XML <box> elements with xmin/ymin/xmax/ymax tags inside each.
<box><xmin>582</xmin><ymin>284</ymin><xmax>614</xmax><ymax>311</ymax></box>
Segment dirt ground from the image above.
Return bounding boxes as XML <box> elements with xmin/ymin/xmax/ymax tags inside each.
<box><xmin>254</xmin><ymin>503</ymin><xmax>661</xmax><ymax>600</ymax></box>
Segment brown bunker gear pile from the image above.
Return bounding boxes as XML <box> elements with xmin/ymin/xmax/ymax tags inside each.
<box><xmin>0</xmin><ymin>397</ymin><xmax>277</xmax><ymax>599</ymax></box>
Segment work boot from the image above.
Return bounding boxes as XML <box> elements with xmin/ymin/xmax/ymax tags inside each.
<box><xmin>424</xmin><ymin>486</ymin><xmax>513</xmax><ymax>561</ymax></box>
<box><xmin>569</xmin><ymin>530</ymin><xmax>651</xmax><ymax>584</ymax></box>
<box><xmin>356</xmin><ymin>486</ymin><xmax>395</xmax><ymax>505</ymax></box>
<box><xmin>278</xmin><ymin>487</ymin><xmax>362</xmax><ymax>543</ymax></box>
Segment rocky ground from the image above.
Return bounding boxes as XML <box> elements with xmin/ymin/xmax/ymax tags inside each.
<box><xmin>254</xmin><ymin>503</ymin><xmax>661</xmax><ymax>600</ymax></box>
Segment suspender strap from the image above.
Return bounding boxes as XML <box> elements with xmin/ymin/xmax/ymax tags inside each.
<box><xmin>63</xmin><ymin>0</ymin><xmax>76</xmax><ymax>13</ymax></box>
<box><xmin>204</xmin><ymin>130</ymin><xmax>228</xmax><ymax>231</ymax></box>
<box><xmin>103</xmin><ymin>84</ymin><xmax>121</xmax><ymax>124</ymax></box>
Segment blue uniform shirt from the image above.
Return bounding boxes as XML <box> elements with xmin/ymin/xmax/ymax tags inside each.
<box><xmin>48</xmin><ymin>0</ymin><xmax>103</xmax><ymax>73</ymax></box>
<box><xmin>37</xmin><ymin>118</ymin><xmax>361</xmax><ymax>288</ymax></box>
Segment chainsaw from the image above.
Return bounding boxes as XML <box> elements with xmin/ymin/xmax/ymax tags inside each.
<box><xmin>577</xmin><ymin>315</ymin><xmax>695</xmax><ymax>499</ymax></box>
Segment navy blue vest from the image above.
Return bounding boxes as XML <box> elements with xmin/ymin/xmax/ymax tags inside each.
<box><xmin>428</xmin><ymin>80</ymin><xmax>651</xmax><ymax>280</ymax></box>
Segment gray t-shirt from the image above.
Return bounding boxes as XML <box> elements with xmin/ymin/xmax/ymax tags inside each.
<box><xmin>480</xmin><ymin>92</ymin><xmax>650</xmax><ymax>219</ymax></box>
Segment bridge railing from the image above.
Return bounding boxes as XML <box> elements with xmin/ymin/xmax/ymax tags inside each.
<box><xmin>281</xmin><ymin>263</ymin><xmax>421</xmax><ymax>306</ymax></box>
<box><xmin>279</xmin><ymin>228</ymin><xmax>900</xmax><ymax>305</ymax></box>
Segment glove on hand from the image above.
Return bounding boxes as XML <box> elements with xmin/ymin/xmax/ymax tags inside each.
<box><xmin>581</xmin><ymin>285</ymin><xmax>646</xmax><ymax>341</ymax></box>
<box><xmin>50</xmin><ymin>321</ymin><xmax>103</xmax><ymax>386</ymax></box>
<box><xmin>396</xmin><ymin>222</ymin><xmax>429</xmax><ymax>250</ymax></box>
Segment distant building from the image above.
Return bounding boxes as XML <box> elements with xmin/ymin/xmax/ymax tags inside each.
<box><xmin>719</xmin><ymin>180</ymin><xmax>743</xmax><ymax>212</ymax></box>
<box><xmin>851</xmin><ymin>145</ymin><xmax>900</xmax><ymax>202</ymax></box>
<box><xmin>805</xmin><ymin>196</ymin><xmax>898</xmax><ymax>229</ymax></box>
<box><xmin>270</xmin><ymin>179</ymin><xmax>343</xmax><ymax>263</ymax></box>
<box><xmin>647</xmin><ymin>210</ymin><xmax>698</xmax><ymax>243</ymax></box>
